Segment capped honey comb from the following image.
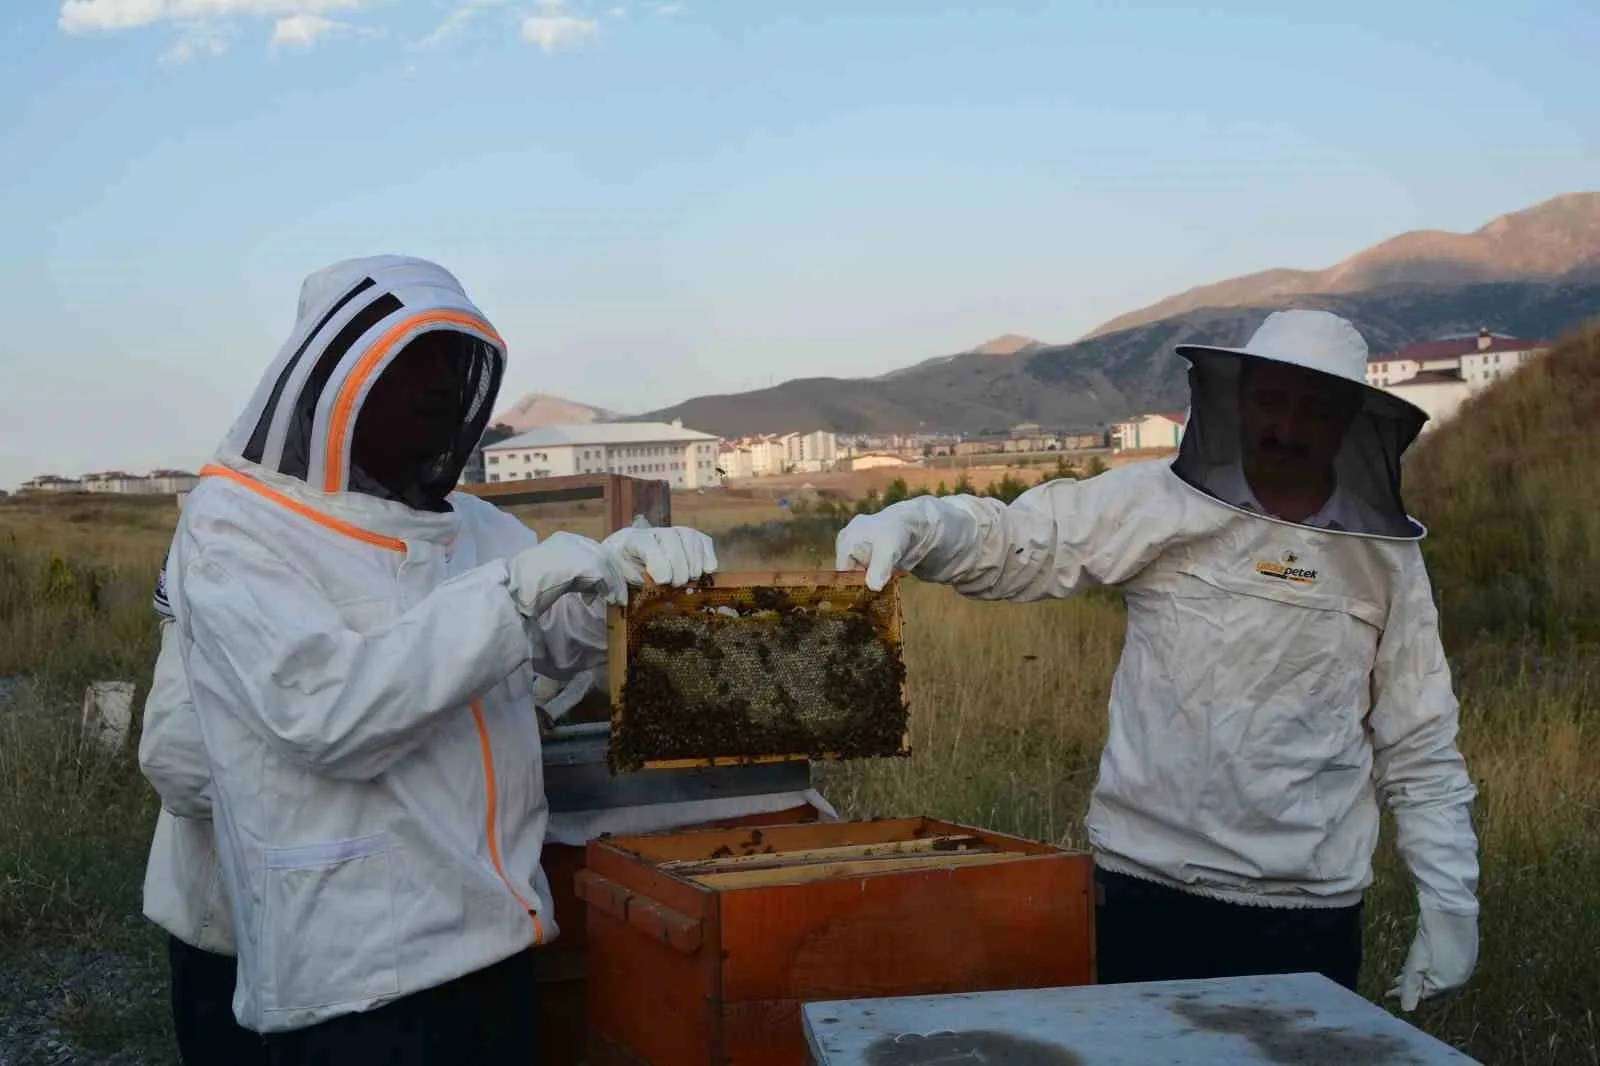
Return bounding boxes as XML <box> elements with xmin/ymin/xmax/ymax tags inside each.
<box><xmin>605</xmin><ymin>571</ymin><xmax>909</xmax><ymax>772</ymax></box>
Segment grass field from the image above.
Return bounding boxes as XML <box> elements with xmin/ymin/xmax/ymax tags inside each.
<box><xmin>2</xmin><ymin>330</ymin><xmax>1597</xmax><ymax>1064</ymax></box>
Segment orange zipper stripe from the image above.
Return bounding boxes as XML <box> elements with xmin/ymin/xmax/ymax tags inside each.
<box><xmin>321</xmin><ymin>310</ymin><xmax>504</xmax><ymax>493</ymax></box>
<box><xmin>198</xmin><ymin>464</ymin><xmax>542</xmax><ymax>940</ymax></box>
<box><xmin>472</xmin><ymin>701</ymin><xmax>546</xmax><ymax>943</ymax></box>
<box><xmin>199</xmin><ymin>465</ymin><xmax>407</xmax><ymax>552</ymax></box>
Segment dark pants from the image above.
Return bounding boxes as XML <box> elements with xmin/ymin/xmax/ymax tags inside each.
<box><xmin>263</xmin><ymin>949</ymin><xmax>538</xmax><ymax>1066</ymax></box>
<box><xmin>1094</xmin><ymin>868</ymin><xmax>1364</xmax><ymax>991</ymax></box>
<box><xmin>167</xmin><ymin>935</ymin><xmax>268</xmax><ymax>1066</ymax></box>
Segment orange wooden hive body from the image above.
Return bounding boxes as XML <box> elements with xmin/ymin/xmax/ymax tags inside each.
<box><xmin>579</xmin><ymin>817</ymin><xmax>1096</xmax><ymax>1066</ymax></box>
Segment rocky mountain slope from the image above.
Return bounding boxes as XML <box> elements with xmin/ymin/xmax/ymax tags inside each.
<box><xmin>491</xmin><ymin>392</ymin><xmax>620</xmax><ymax>435</ymax></box>
<box><xmin>1085</xmin><ymin>192</ymin><xmax>1600</xmax><ymax>338</ymax></box>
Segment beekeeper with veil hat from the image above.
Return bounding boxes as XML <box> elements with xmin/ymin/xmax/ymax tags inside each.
<box><xmin>145</xmin><ymin>254</ymin><xmax>718</xmax><ymax>1064</ymax></box>
<box><xmin>835</xmin><ymin>309</ymin><xmax>1480</xmax><ymax>1008</ymax></box>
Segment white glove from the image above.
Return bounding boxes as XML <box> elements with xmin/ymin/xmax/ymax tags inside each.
<box><xmin>507</xmin><ymin>531</ymin><xmax>628</xmax><ymax>618</ymax></box>
<box><xmin>1388</xmin><ymin>906</ymin><xmax>1478</xmax><ymax>1011</ymax></box>
<box><xmin>601</xmin><ymin>524</ymin><xmax>718</xmax><ymax>586</ymax></box>
<box><xmin>834</xmin><ymin>505</ymin><xmax>931</xmax><ymax>591</ymax></box>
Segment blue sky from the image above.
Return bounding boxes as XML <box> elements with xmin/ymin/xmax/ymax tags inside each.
<box><xmin>0</xmin><ymin>0</ymin><xmax>1595</xmax><ymax>489</ymax></box>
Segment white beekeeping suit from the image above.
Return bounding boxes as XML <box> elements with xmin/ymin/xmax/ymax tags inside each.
<box><xmin>837</xmin><ymin>310</ymin><xmax>1478</xmax><ymax>1010</ymax></box>
<box><xmin>140</xmin><ymin>560</ymin><xmax>233</xmax><ymax>957</ymax></box>
<box><xmin>146</xmin><ymin>254</ymin><xmax>715</xmax><ymax>1044</ymax></box>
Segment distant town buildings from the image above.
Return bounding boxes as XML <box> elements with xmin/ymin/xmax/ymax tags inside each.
<box><xmin>18</xmin><ymin>469</ymin><xmax>199</xmax><ymax>495</ymax></box>
<box><xmin>482</xmin><ymin>421</ymin><xmax>722</xmax><ymax>490</ymax></box>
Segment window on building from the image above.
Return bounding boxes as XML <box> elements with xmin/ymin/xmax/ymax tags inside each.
<box><xmin>488</xmin><ymin>455</ymin><xmax>499</xmax><ymax>465</ymax></box>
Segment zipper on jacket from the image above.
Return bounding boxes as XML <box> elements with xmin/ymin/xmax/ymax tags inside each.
<box><xmin>471</xmin><ymin>701</ymin><xmax>545</xmax><ymax>943</ymax></box>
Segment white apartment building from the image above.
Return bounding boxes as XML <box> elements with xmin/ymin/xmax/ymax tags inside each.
<box><xmin>484</xmin><ymin>421</ymin><xmax>722</xmax><ymax>489</ymax></box>
<box><xmin>717</xmin><ymin>445</ymin><xmax>755</xmax><ymax>480</ymax></box>
<box><xmin>782</xmin><ymin>430</ymin><xmax>840</xmax><ymax>474</ymax></box>
<box><xmin>1111</xmin><ymin>412</ymin><xmax>1187</xmax><ymax>453</ymax></box>
<box><xmin>1367</xmin><ymin>329</ymin><xmax>1551</xmax><ymax>433</ymax></box>
<box><xmin>1366</xmin><ymin>329</ymin><xmax>1549</xmax><ymax>389</ymax></box>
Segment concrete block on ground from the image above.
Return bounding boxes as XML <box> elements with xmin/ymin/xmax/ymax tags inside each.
<box><xmin>81</xmin><ymin>681</ymin><xmax>135</xmax><ymax>753</ymax></box>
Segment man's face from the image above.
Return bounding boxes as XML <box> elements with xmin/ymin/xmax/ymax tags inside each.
<box><xmin>1238</xmin><ymin>359</ymin><xmax>1359</xmax><ymax>481</ymax></box>
<box><xmin>354</xmin><ymin>332</ymin><xmax>468</xmax><ymax>476</ymax></box>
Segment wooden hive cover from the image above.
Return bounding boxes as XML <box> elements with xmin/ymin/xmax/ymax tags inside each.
<box><xmin>605</xmin><ymin>571</ymin><xmax>909</xmax><ymax>772</ymax></box>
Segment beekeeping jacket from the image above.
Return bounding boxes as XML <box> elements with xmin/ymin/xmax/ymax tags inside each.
<box><xmin>140</xmin><ymin>598</ymin><xmax>236</xmax><ymax>957</ymax></box>
<box><xmin>844</xmin><ymin>312</ymin><xmax>1479</xmax><ymax>921</ymax></box>
<box><xmin>153</xmin><ymin>256</ymin><xmax>609</xmax><ymax>1034</ymax></box>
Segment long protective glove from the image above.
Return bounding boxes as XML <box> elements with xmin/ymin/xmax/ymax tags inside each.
<box><xmin>507</xmin><ymin>531</ymin><xmax>628</xmax><ymax>618</ymax></box>
<box><xmin>1389</xmin><ymin>906</ymin><xmax>1478</xmax><ymax>1011</ymax></box>
<box><xmin>601</xmin><ymin>523</ymin><xmax>718</xmax><ymax>586</ymax></box>
<box><xmin>835</xmin><ymin>501</ymin><xmax>948</xmax><ymax>591</ymax></box>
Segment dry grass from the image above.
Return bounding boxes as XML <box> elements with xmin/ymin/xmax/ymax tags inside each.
<box><xmin>1</xmin><ymin>330</ymin><xmax>1597</xmax><ymax>1064</ymax></box>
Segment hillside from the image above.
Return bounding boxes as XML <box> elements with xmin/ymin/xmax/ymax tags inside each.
<box><xmin>1087</xmin><ymin>191</ymin><xmax>1600</xmax><ymax>338</ymax></box>
<box><xmin>492</xmin><ymin>392</ymin><xmax>619</xmax><ymax>434</ymax></box>
<box><xmin>637</xmin><ymin>273</ymin><xmax>1600</xmax><ymax>436</ymax></box>
<box><xmin>876</xmin><ymin>333</ymin><xmax>1046</xmax><ymax>382</ymax></box>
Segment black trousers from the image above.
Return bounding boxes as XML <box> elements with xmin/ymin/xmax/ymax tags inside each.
<box><xmin>263</xmin><ymin>949</ymin><xmax>537</xmax><ymax>1066</ymax></box>
<box><xmin>167</xmin><ymin>935</ymin><xmax>268</xmax><ymax>1066</ymax></box>
<box><xmin>1094</xmin><ymin>868</ymin><xmax>1364</xmax><ymax>991</ymax></box>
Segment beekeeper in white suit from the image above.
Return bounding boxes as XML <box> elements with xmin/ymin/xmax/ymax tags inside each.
<box><xmin>150</xmin><ymin>254</ymin><xmax>715</xmax><ymax>1065</ymax></box>
<box><xmin>837</xmin><ymin>309</ymin><xmax>1478</xmax><ymax>1009</ymax></box>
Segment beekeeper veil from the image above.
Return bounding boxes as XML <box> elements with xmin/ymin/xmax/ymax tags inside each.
<box><xmin>1169</xmin><ymin>309</ymin><xmax>1429</xmax><ymax>539</ymax></box>
<box><xmin>221</xmin><ymin>255</ymin><xmax>505</xmax><ymax>511</ymax></box>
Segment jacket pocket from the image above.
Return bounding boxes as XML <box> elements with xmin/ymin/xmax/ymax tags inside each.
<box><xmin>260</xmin><ymin>833</ymin><xmax>399</xmax><ymax>1013</ymax></box>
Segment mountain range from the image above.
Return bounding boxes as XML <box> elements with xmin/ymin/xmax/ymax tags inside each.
<box><xmin>497</xmin><ymin>192</ymin><xmax>1600</xmax><ymax>436</ymax></box>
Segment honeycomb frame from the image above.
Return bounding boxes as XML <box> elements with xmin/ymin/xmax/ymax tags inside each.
<box><xmin>604</xmin><ymin>570</ymin><xmax>909</xmax><ymax>772</ymax></box>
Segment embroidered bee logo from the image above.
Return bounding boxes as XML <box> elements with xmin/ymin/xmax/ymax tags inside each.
<box><xmin>1255</xmin><ymin>550</ymin><xmax>1318</xmax><ymax>584</ymax></box>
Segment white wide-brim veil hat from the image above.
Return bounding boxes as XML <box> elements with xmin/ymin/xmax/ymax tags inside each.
<box><xmin>1169</xmin><ymin>309</ymin><xmax>1429</xmax><ymax>540</ymax></box>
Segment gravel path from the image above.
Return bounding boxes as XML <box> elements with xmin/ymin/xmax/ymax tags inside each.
<box><xmin>0</xmin><ymin>945</ymin><xmax>164</xmax><ymax>1066</ymax></box>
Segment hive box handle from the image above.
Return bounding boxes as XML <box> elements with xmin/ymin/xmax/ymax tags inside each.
<box><xmin>575</xmin><ymin>870</ymin><xmax>704</xmax><ymax>954</ymax></box>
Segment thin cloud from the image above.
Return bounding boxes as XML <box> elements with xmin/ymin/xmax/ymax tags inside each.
<box><xmin>158</xmin><ymin>19</ymin><xmax>230</xmax><ymax>64</ymax></box>
<box><xmin>270</xmin><ymin>12</ymin><xmax>347</xmax><ymax>49</ymax></box>
<box><xmin>652</xmin><ymin>2</ymin><xmax>682</xmax><ymax>14</ymax></box>
<box><xmin>417</xmin><ymin>0</ymin><xmax>506</xmax><ymax>50</ymax></box>
<box><xmin>59</xmin><ymin>0</ymin><xmax>368</xmax><ymax>34</ymax></box>
<box><xmin>520</xmin><ymin>13</ymin><xmax>597</xmax><ymax>53</ymax></box>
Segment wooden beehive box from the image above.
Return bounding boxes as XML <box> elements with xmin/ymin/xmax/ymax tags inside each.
<box><xmin>604</xmin><ymin>571</ymin><xmax>910</xmax><ymax>773</ymax></box>
<box><xmin>578</xmin><ymin>817</ymin><xmax>1095</xmax><ymax>1066</ymax></box>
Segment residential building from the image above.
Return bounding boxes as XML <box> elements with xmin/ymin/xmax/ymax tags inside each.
<box><xmin>1111</xmin><ymin>412</ymin><xmax>1187</xmax><ymax>452</ymax></box>
<box><xmin>1366</xmin><ymin>329</ymin><xmax>1550</xmax><ymax>389</ymax></box>
<box><xmin>461</xmin><ymin>423</ymin><xmax>519</xmax><ymax>485</ymax></box>
<box><xmin>717</xmin><ymin>444</ymin><xmax>755</xmax><ymax>481</ymax></box>
<box><xmin>483</xmin><ymin>421</ymin><xmax>722</xmax><ymax>489</ymax></box>
<box><xmin>144</xmin><ymin>470</ymin><xmax>201</xmax><ymax>494</ymax></box>
<box><xmin>19</xmin><ymin>475</ymin><xmax>82</xmax><ymax>493</ymax></box>
<box><xmin>1366</xmin><ymin>328</ymin><xmax>1551</xmax><ymax>432</ymax></box>
<box><xmin>1387</xmin><ymin>369</ymin><xmax>1473</xmax><ymax>430</ymax></box>
<box><xmin>782</xmin><ymin>430</ymin><xmax>840</xmax><ymax>473</ymax></box>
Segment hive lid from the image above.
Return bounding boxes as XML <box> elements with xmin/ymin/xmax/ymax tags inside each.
<box><xmin>605</xmin><ymin>570</ymin><xmax>910</xmax><ymax>772</ymax></box>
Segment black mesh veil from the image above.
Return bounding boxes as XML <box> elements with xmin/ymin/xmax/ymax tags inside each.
<box><xmin>347</xmin><ymin>330</ymin><xmax>503</xmax><ymax>511</ymax></box>
<box><xmin>1170</xmin><ymin>351</ymin><xmax>1428</xmax><ymax>540</ymax></box>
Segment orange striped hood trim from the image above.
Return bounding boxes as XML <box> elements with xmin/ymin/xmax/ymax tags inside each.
<box><xmin>321</xmin><ymin>309</ymin><xmax>504</xmax><ymax>494</ymax></box>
